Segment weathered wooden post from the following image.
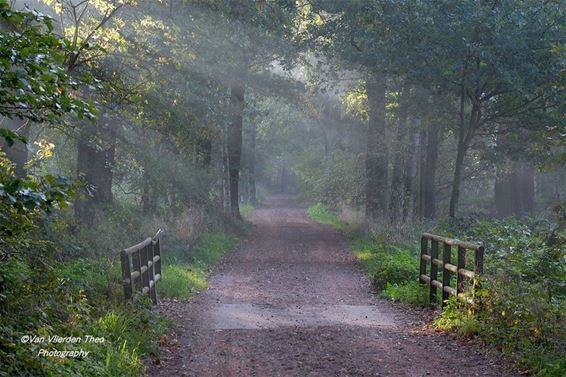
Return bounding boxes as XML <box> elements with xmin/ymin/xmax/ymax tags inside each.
<box><xmin>132</xmin><ymin>246</ymin><xmax>142</xmax><ymax>292</ymax></box>
<box><xmin>442</xmin><ymin>241</ymin><xmax>452</xmax><ymax>306</ymax></box>
<box><xmin>419</xmin><ymin>236</ymin><xmax>428</xmax><ymax>284</ymax></box>
<box><xmin>147</xmin><ymin>242</ymin><xmax>157</xmax><ymax>305</ymax></box>
<box><xmin>429</xmin><ymin>239</ymin><xmax>439</xmax><ymax>303</ymax></box>
<box><xmin>120</xmin><ymin>250</ymin><xmax>132</xmax><ymax>301</ymax></box>
<box><xmin>456</xmin><ymin>245</ymin><xmax>466</xmax><ymax>296</ymax></box>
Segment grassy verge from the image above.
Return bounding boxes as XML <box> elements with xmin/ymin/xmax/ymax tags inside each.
<box><xmin>0</xmin><ymin>230</ymin><xmax>239</xmax><ymax>376</ymax></box>
<box><xmin>307</xmin><ymin>203</ymin><xmax>566</xmax><ymax>377</ymax></box>
<box><xmin>239</xmin><ymin>203</ymin><xmax>256</xmax><ymax>219</ymax></box>
<box><xmin>0</xmin><ymin>257</ymin><xmax>173</xmax><ymax>377</ymax></box>
<box><xmin>307</xmin><ymin>203</ymin><xmax>359</xmax><ymax>236</ymax></box>
<box><xmin>159</xmin><ymin>232</ymin><xmax>238</xmax><ymax>299</ymax></box>
<box><xmin>308</xmin><ymin>203</ymin><xmax>427</xmax><ymax>305</ymax></box>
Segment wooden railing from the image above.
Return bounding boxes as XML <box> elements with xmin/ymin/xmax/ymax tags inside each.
<box><xmin>120</xmin><ymin>229</ymin><xmax>163</xmax><ymax>305</ymax></box>
<box><xmin>419</xmin><ymin>233</ymin><xmax>484</xmax><ymax>306</ymax></box>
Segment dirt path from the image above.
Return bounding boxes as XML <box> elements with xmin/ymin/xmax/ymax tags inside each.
<box><xmin>149</xmin><ymin>196</ymin><xmax>516</xmax><ymax>377</ymax></box>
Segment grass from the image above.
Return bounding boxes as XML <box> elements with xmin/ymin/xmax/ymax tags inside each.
<box><xmin>240</xmin><ymin>203</ymin><xmax>255</xmax><ymax>219</ymax></box>
<box><xmin>159</xmin><ymin>232</ymin><xmax>238</xmax><ymax>299</ymax></box>
<box><xmin>0</xmin><ymin>257</ymin><xmax>173</xmax><ymax>377</ymax></box>
<box><xmin>0</xmin><ymin>230</ymin><xmax>238</xmax><ymax>376</ymax></box>
<box><xmin>307</xmin><ymin>203</ymin><xmax>360</xmax><ymax>236</ymax></box>
<box><xmin>352</xmin><ymin>237</ymin><xmax>429</xmax><ymax>305</ymax></box>
<box><xmin>309</xmin><ymin>203</ymin><xmax>566</xmax><ymax>377</ymax></box>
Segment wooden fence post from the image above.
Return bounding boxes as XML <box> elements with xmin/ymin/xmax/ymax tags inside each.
<box><xmin>148</xmin><ymin>242</ymin><xmax>157</xmax><ymax>305</ymax></box>
<box><xmin>456</xmin><ymin>246</ymin><xmax>466</xmax><ymax>296</ymax></box>
<box><xmin>419</xmin><ymin>236</ymin><xmax>428</xmax><ymax>284</ymax></box>
<box><xmin>442</xmin><ymin>242</ymin><xmax>451</xmax><ymax>306</ymax></box>
<box><xmin>120</xmin><ymin>229</ymin><xmax>163</xmax><ymax>305</ymax></box>
<box><xmin>132</xmin><ymin>247</ymin><xmax>142</xmax><ymax>292</ymax></box>
<box><xmin>429</xmin><ymin>239</ymin><xmax>439</xmax><ymax>303</ymax></box>
<box><xmin>120</xmin><ymin>250</ymin><xmax>132</xmax><ymax>300</ymax></box>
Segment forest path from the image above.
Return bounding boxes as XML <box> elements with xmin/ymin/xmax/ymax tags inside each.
<box><xmin>149</xmin><ymin>195</ymin><xmax>514</xmax><ymax>377</ymax></box>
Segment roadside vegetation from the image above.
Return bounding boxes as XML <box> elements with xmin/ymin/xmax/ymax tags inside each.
<box><xmin>1</xmin><ymin>0</ymin><xmax>564</xmax><ymax>376</ymax></box>
<box><xmin>160</xmin><ymin>232</ymin><xmax>239</xmax><ymax>299</ymax></box>
<box><xmin>309</xmin><ymin>204</ymin><xmax>565</xmax><ymax>376</ymax></box>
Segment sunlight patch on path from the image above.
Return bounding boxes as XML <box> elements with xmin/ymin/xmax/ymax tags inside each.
<box><xmin>207</xmin><ymin>304</ymin><xmax>397</xmax><ymax>330</ymax></box>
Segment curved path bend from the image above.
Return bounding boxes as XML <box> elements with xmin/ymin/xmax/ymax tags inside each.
<box><xmin>149</xmin><ymin>196</ymin><xmax>515</xmax><ymax>377</ymax></box>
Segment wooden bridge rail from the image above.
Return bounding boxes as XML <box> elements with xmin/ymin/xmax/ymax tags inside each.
<box><xmin>120</xmin><ymin>229</ymin><xmax>163</xmax><ymax>305</ymax></box>
<box><xmin>419</xmin><ymin>233</ymin><xmax>484</xmax><ymax>306</ymax></box>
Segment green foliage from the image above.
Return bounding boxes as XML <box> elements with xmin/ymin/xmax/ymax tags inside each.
<box><xmin>307</xmin><ymin>203</ymin><xmax>358</xmax><ymax>236</ymax></box>
<box><xmin>0</xmin><ymin>151</ymin><xmax>78</xmax><ymax>259</ymax></box>
<box><xmin>352</xmin><ymin>238</ymin><xmax>420</xmax><ymax>292</ymax></box>
<box><xmin>0</xmin><ymin>0</ymin><xmax>95</xmax><ymax>123</ymax></box>
<box><xmin>307</xmin><ymin>203</ymin><xmax>339</xmax><ymax>225</ymax></box>
<box><xmin>239</xmin><ymin>203</ymin><xmax>255</xmax><ymax>219</ymax></box>
<box><xmin>381</xmin><ymin>281</ymin><xmax>429</xmax><ymax>306</ymax></box>
<box><xmin>371</xmin><ymin>251</ymin><xmax>417</xmax><ymax>292</ymax></box>
<box><xmin>0</xmin><ymin>257</ymin><xmax>172</xmax><ymax>377</ymax></box>
<box><xmin>160</xmin><ymin>264</ymin><xmax>208</xmax><ymax>299</ymax></box>
<box><xmin>433</xmin><ymin>217</ymin><xmax>566</xmax><ymax>376</ymax></box>
<box><xmin>434</xmin><ymin>298</ymin><xmax>481</xmax><ymax>337</ymax></box>
<box><xmin>160</xmin><ymin>232</ymin><xmax>237</xmax><ymax>299</ymax></box>
<box><xmin>297</xmin><ymin>150</ymin><xmax>365</xmax><ymax>208</ymax></box>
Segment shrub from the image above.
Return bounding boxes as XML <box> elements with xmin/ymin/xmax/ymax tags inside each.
<box><xmin>371</xmin><ymin>251</ymin><xmax>417</xmax><ymax>291</ymax></box>
<box><xmin>381</xmin><ymin>281</ymin><xmax>429</xmax><ymax>306</ymax></box>
<box><xmin>433</xmin><ymin>217</ymin><xmax>566</xmax><ymax>376</ymax></box>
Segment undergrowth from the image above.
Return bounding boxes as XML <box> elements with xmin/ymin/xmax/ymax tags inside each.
<box><xmin>239</xmin><ymin>203</ymin><xmax>255</xmax><ymax>219</ymax></box>
<box><xmin>1</xmin><ymin>199</ymin><xmax>241</xmax><ymax>376</ymax></box>
<box><xmin>308</xmin><ymin>203</ymin><xmax>566</xmax><ymax>377</ymax></box>
<box><xmin>0</xmin><ymin>257</ymin><xmax>173</xmax><ymax>377</ymax></box>
<box><xmin>307</xmin><ymin>203</ymin><xmax>360</xmax><ymax>237</ymax></box>
<box><xmin>159</xmin><ymin>232</ymin><xmax>238</xmax><ymax>299</ymax></box>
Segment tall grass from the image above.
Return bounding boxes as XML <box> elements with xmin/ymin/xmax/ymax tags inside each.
<box><xmin>159</xmin><ymin>232</ymin><xmax>238</xmax><ymax>299</ymax></box>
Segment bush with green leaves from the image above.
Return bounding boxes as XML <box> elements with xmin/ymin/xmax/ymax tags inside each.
<box><xmin>349</xmin><ymin>237</ymin><xmax>426</xmax><ymax>303</ymax></box>
<box><xmin>0</xmin><ymin>256</ymin><xmax>172</xmax><ymax>377</ymax></box>
<box><xmin>296</xmin><ymin>149</ymin><xmax>365</xmax><ymax>207</ymax></box>
<box><xmin>434</xmin><ymin>216</ymin><xmax>566</xmax><ymax>376</ymax></box>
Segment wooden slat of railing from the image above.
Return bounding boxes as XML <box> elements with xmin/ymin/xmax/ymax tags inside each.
<box><xmin>429</xmin><ymin>240</ymin><xmax>439</xmax><ymax>303</ymax></box>
<box><xmin>419</xmin><ymin>233</ymin><xmax>484</xmax><ymax>308</ymax></box>
<box><xmin>421</xmin><ymin>233</ymin><xmax>481</xmax><ymax>251</ymax></box>
<box><xmin>442</xmin><ymin>242</ymin><xmax>452</xmax><ymax>305</ymax></box>
<box><xmin>120</xmin><ymin>250</ymin><xmax>132</xmax><ymax>300</ymax></box>
<box><xmin>456</xmin><ymin>245</ymin><xmax>466</xmax><ymax>295</ymax></box>
<box><xmin>148</xmin><ymin>242</ymin><xmax>157</xmax><ymax>304</ymax></box>
<box><xmin>120</xmin><ymin>229</ymin><xmax>163</xmax><ymax>305</ymax></box>
<box><xmin>132</xmin><ymin>247</ymin><xmax>142</xmax><ymax>292</ymax></box>
<box><xmin>419</xmin><ymin>236</ymin><xmax>428</xmax><ymax>284</ymax></box>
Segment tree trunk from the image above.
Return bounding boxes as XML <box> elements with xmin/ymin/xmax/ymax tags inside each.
<box><xmin>388</xmin><ymin>108</ymin><xmax>408</xmax><ymax>223</ymax></box>
<box><xmin>227</xmin><ymin>84</ymin><xmax>244</xmax><ymax>220</ymax></box>
<box><xmin>74</xmin><ymin>121</ymin><xmax>116</xmax><ymax>225</ymax></box>
<box><xmin>196</xmin><ymin>135</ymin><xmax>212</xmax><ymax>167</ymax></box>
<box><xmin>515</xmin><ymin>161</ymin><xmax>535</xmax><ymax>216</ymax></box>
<box><xmin>495</xmin><ymin>160</ymin><xmax>535</xmax><ymax>217</ymax></box>
<box><xmin>422</xmin><ymin>122</ymin><xmax>439</xmax><ymax>219</ymax></box>
<box><xmin>248</xmin><ymin>122</ymin><xmax>257</xmax><ymax>204</ymax></box>
<box><xmin>417</xmin><ymin>129</ymin><xmax>426</xmax><ymax>218</ymax></box>
<box><xmin>221</xmin><ymin>134</ymin><xmax>230</xmax><ymax>213</ymax></box>
<box><xmin>141</xmin><ymin>168</ymin><xmax>157</xmax><ymax>215</ymax></box>
<box><xmin>448</xmin><ymin>137</ymin><xmax>468</xmax><ymax>218</ymax></box>
<box><xmin>365</xmin><ymin>75</ymin><xmax>388</xmax><ymax>222</ymax></box>
<box><xmin>449</xmin><ymin>93</ymin><xmax>479</xmax><ymax>218</ymax></box>
<box><xmin>401</xmin><ymin>129</ymin><xmax>420</xmax><ymax>222</ymax></box>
